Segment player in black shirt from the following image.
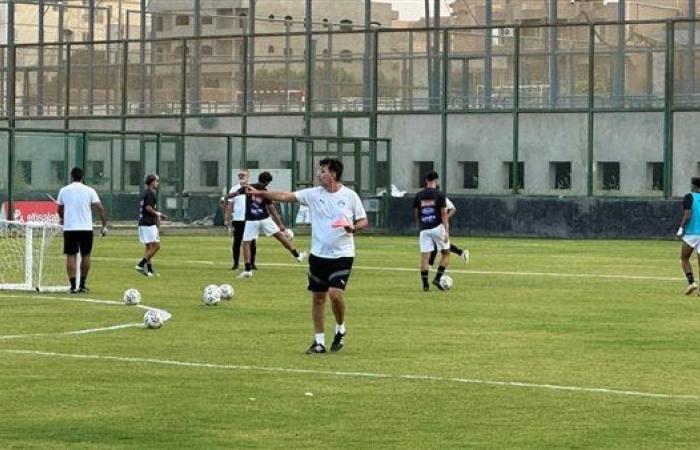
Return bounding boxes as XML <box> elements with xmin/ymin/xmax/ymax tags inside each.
<box><xmin>413</xmin><ymin>171</ymin><xmax>450</xmax><ymax>291</ymax></box>
<box><xmin>135</xmin><ymin>174</ymin><xmax>167</xmax><ymax>277</ymax></box>
<box><xmin>232</xmin><ymin>171</ymin><xmax>306</xmax><ymax>278</ymax></box>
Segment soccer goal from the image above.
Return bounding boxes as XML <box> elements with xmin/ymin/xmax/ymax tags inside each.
<box><xmin>0</xmin><ymin>220</ymin><xmax>68</xmax><ymax>292</ymax></box>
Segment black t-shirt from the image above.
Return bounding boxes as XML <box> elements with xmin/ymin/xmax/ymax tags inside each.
<box><xmin>413</xmin><ymin>188</ymin><xmax>446</xmax><ymax>230</ymax></box>
<box><xmin>139</xmin><ymin>190</ymin><xmax>158</xmax><ymax>226</ymax></box>
<box><xmin>237</xmin><ymin>183</ymin><xmax>272</xmax><ymax>221</ymax></box>
<box><xmin>684</xmin><ymin>193</ymin><xmax>694</xmax><ymax>210</ymax></box>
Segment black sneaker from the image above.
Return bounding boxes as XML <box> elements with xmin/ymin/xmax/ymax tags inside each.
<box><xmin>78</xmin><ymin>286</ymin><xmax>89</xmax><ymax>293</ymax></box>
<box><xmin>331</xmin><ymin>332</ymin><xmax>345</xmax><ymax>352</ymax></box>
<box><xmin>432</xmin><ymin>278</ymin><xmax>445</xmax><ymax>291</ymax></box>
<box><xmin>69</xmin><ymin>288</ymin><xmax>79</xmax><ymax>294</ymax></box>
<box><xmin>232</xmin><ymin>264</ymin><xmax>239</xmax><ymax>271</ymax></box>
<box><xmin>305</xmin><ymin>342</ymin><xmax>326</xmax><ymax>354</ymax></box>
<box><xmin>423</xmin><ymin>285</ymin><xmax>430</xmax><ymax>292</ymax></box>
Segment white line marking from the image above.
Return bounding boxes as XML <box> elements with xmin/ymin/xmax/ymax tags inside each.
<box><xmin>92</xmin><ymin>256</ymin><xmax>679</xmax><ymax>282</ymax></box>
<box><xmin>0</xmin><ymin>294</ymin><xmax>172</xmax><ymax>339</ymax></box>
<box><xmin>2</xmin><ymin>349</ymin><xmax>697</xmax><ymax>401</ymax></box>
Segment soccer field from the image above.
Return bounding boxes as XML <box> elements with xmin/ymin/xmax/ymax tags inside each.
<box><xmin>1</xmin><ymin>233</ymin><xmax>699</xmax><ymax>448</ymax></box>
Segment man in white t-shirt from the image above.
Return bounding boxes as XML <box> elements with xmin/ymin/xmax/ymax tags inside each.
<box><xmin>247</xmin><ymin>158</ymin><xmax>368</xmax><ymax>354</ymax></box>
<box><xmin>56</xmin><ymin>167</ymin><xmax>108</xmax><ymax>293</ymax></box>
<box><xmin>225</xmin><ymin>169</ymin><xmax>256</xmax><ymax>270</ymax></box>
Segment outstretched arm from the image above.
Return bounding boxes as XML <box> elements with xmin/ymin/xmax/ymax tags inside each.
<box><xmin>246</xmin><ymin>186</ymin><xmax>297</xmax><ymax>203</ymax></box>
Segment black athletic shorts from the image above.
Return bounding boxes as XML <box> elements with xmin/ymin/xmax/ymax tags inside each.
<box><xmin>307</xmin><ymin>253</ymin><xmax>354</xmax><ymax>292</ymax></box>
<box><xmin>63</xmin><ymin>230</ymin><xmax>94</xmax><ymax>256</ymax></box>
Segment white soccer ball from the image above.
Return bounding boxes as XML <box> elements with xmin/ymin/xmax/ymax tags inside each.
<box><xmin>202</xmin><ymin>284</ymin><xmax>221</xmax><ymax>306</ymax></box>
<box><xmin>123</xmin><ymin>288</ymin><xmax>141</xmax><ymax>305</ymax></box>
<box><xmin>143</xmin><ymin>309</ymin><xmax>163</xmax><ymax>329</ymax></box>
<box><xmin>284</xmin><ymin>228</ymin><xmax>294</xmax><ymax>240</ymax></box>
<box><xmin>439</xmin><ymin>275</ymin><xmax>454</xmax><ymax>290</ymax></box>
<box><xmin>218</xmin><ymin>283</ymin><xmax>234</xmax><ymax>300</ymax></box>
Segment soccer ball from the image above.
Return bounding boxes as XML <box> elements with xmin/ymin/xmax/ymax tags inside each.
<box><xmin>202</xmin><ymin>284</ymin><xmax>221</xmax><ymax>306</ymax></box>
<box><xmin>439</xmin><ymin>275</ymin><xmax>454</xmax><ymax>290</ymax></box>
<box><xmin>218</xmin><ymin>284</ymin><xmax>234</xmax><ymax>300</ymax></box>
<box><xmin>284</xmin><ymin>228</ymin><xmax>294</xmax><ymax>240</ymax></box>
<box><xmin>144</xmin><ymin>309</ymin><xmax>163</xmax><ymax>329</ymax></box>
<box><xmin>123</xmin><ymin>288</ymin><xmax>141</xmax><ymax>305</ymax></box>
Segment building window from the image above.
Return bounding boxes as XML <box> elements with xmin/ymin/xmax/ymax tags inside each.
<box><xmin>202</xmin><ymin>15</ymin><xmax>213</xmax><ymax>25</ymax></box>
<box><xmin>461</xmin><ymin>161</ymin><xmax>479</xmax><ymax>189</ymax></box>
<box><xmin>376</xmin><ymin>161</ymin><xmax>389</xmax><ymax>188</ymax></box>
<box><xmin>340</xmin><ymin>49</ymin><xmax>353</xmax><ymax>62</ymax></box>
<box><xmin>268</xmin><ymin>45</ymin><xmax>275</xmax><ymax>54</ymax></box>
<box><xmin>597</xmin><ymin>162</ymin><xmax>620</xmax><ymax>191</ymax></box>
<box><xmin>200</xmin><ymin>161</ymin><xmax>219</xmax><ymax>187</ymax></box>
<box><xmin>550</xmin><ymin>161</ymin><xmax>571</xmax><ymax>190</ymax></box>
<box><xmin>647</xmin><ymin>162</ymin><xmax>663</xmax><ymax>191</ymax></box>
<box><xmin>176</xmin><ymin>15</ymin><xmax>190</xmax><ymax>26</ymax></box>
<box><xmin>245</xmin><ymin>160</ymin><xmax>259</xmax><ymax>170</ymax></box>
<box><xmin>203</xmin><ymin>77</ymin><xmax>220</xmax><ymax>88</ymax></box>
<box><xmin>281</xmin><ymin>160</ymin><xmax>300</xmax><ymax>175</ymax></box>
<box><xmin>201</xmin><ymin>45</ymin><xmax>213</xmax><ymax>56</ymax></box>
<box><xmin>414</xmin><ymin>161</ymin><xmax>434</xmax><ymax>188</ymax></box>
<box><xmin>50</xmin><ymin>160</ymin><xmax>65</xmax><ymax>184</ymax></box>
<box><xmin>161</xmin><ymin>161</ymin><xmax>177</xmax><ymax>183</ymax></box>
<box><xmin>17</xmin><ymin>160</ymin><xmax>31</xmax><ymax>184</ymax></box>
<box><xmin>284</xmin><ymin>47</ymin><xmax>293</xmax><ymax>57</ymax></box>
<box><xmin>504</xmin><ymin>161</ymin><xmax>524</xmax><ymax>189</ymax></box>
<box><xmin>217</xmin><ymin>8</ymin><xmax>234</xmax><ymax>16</ymax></box>
<box><xmin>155</xmin><ymin>15</ymin><xmax>165</xmax><ymax>32</ymax></box>
<box><xmin>126</xmin><ymin>161</ymin><xmax>141</xmax><ymax>186</ymax></box>
<box><xmin>87</xmin><ymin>160</ymin><xmax>105</xmax><ymax>182</ymax></box>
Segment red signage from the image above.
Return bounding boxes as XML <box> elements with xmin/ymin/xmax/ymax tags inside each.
<box><xmin>0</xmin><ymin>201</ymin><xmax>59</xmax><ymax>223</ymax></box>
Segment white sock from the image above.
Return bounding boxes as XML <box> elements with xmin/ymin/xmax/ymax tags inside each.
<box><xmin>315</xmin><ymin>333</ymin><xmax>325</xmax><ymax>346</ymax></box>
<box><xmin>335</xmin><ymin>323</ymin><xmax>345</xmax><ymax>334</ymax></box>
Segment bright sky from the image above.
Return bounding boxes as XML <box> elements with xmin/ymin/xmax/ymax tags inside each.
<box><xmin>386</xmin><ymin>0</ymin><xmax>451</xmax><ymax>21</ymax></box>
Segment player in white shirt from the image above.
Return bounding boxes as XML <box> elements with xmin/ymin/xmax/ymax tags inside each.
<box><xmin>247</xmin><ymin>158</ymin><xmax>368</xmax><ymax>354</ymax></box>
<box><xmin>428</xmin><ymin>197</ymin><xmax>470</xmax><ymax>267</ymax></box>
<box><xmin>225</xmin><ymin>169</ymin><xmax>257</xmax><ymax>270</ymax></box>
<box><xmin>56</xmin><ymin>167</ymin><xmax>108</xmax><ymax>293</ymax></box>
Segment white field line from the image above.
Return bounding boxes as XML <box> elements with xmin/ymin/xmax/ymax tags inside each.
<box><xmin>93</xmin><ymin>256</ymin><xmax>680</xmax><ymax>282</ymax></box>
<box><xmin>0</xmin><ymin>294</ymin><xmax>172</xmax><ymax>339</ymax></box>
<box><xmin>2</xmin><ymin>349</ymin><xmax>698</xmax><ymax>401</ymax></box>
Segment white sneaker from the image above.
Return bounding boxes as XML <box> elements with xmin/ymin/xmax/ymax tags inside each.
<box><xmin>683</xmin><ymin>282</ymin><xmax>698</xmax><ymax>295</ymax></box>
<box><xmin>237</xmin><ymin>271</ymin><xmax>253</xmax><ymax>279</ymax></box>
<box><xmin>460</xmin><ymin>249</ymin><xmax>470</xmax><ymax>264</ymax></box>
<box><xmin>295</xmin><ymin>251</ymin><xmax>307</xmax><ymax>263</ymax></box>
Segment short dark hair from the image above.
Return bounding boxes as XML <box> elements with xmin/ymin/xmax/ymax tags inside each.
<box><xmin>70</xmin><ymin>167</ymin><xmax>83</xmax><ymax>182</ymax></box>
<box><xmin>319</xmin><ymin>158</ymin><xmax>343</xmax><ymax>181</ymax></box>
<box><xmin>692</xmin><ymin>177</ymin><xmax>700</xmax><ymax>189</ymax></box>
<box><xmin>144</xmin><ymin>173</ymin><xmax>159</xmax><ymax>186</ymax></box>
<box><xmin>258</xmin><ymin>171</ymin><xmax>273</xmax><ymax>185</ymax></box>
<box><xmin>425</xmin><ymin>171</ymin><xmax>439</xmax><ymax>182</ymax></box>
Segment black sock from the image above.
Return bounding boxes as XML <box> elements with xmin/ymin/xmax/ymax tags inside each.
<box><xmin>70</xmin><ymin>277</ymin><xmax>76</xmax><ymax>290</ymax></box>
<box><xmin>291</xmin><ymin>249</ymin><xmax>300</xmax><ymax>258</ymax></box>
<box><xmin>138</xmin><ymin>258</ymin><xmax>147</xmax><ymax>267</ymax></box>
<box><xmin>421</xmin><ymin>270</ymin><xmax>429</xmax><ymax>289</ymax></box>
<box><xmin>428</xmin><ymin>250</ymin><xmax>437</xmax><ymax>266</ymax></box>
<box><xmin>245</xmin><ymin>262</ymin><xmax>252</xmax><ymax>272</ymax></box>
<box><xmin>434</xmin><ymin>266</ymin><xmax>446</xmax><ymax>282</ymax></box>
<box><xmin>147</xmin><ymin>263</ymin><xmax>153</xmax><ymax>273</ymax></box>
<box><xmin>451</xmin><ymin>244</ymin><xmax>463</xmax><ymax>255</ymax></box>
<box><xmin>686</xmin><ymin>272</ymin><xmax>695</xmax><ymax>284</ymax></box>
<box><xmin>79</xmin><ymin>276</ymin><xmax>86</xmax><ymax>289</ymax></box>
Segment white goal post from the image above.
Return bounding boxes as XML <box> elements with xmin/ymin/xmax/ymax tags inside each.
<box><xmin>0</xmin><ymin>220</ymin><xmax>70</xmax><ymax>292</ymax></box>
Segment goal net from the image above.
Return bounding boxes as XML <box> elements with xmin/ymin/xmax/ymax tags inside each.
<box><xmin>0</xmin><ymin>220</ymin><xmax>68</xmax><ymax>292</ymax></box>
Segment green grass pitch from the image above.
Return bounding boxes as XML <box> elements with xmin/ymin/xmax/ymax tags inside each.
<box><xmin>1</xmin><ymin>233</ymin><xmax>699</xmax><ymax>448</ymax></box>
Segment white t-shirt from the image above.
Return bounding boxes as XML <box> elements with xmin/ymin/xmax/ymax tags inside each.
<box><xmin>295</xmin><ymin>185</ymin><xmax>367</xmax><ymax>258</ymax></box>
<box><xmin>228</xmin><ymin>183</ymin><xmax>247</xmax><ymax>221</ymax></box>
<box><xmin>56</xmin><ymin>182</ymin><xmax>100</xmax><ymax>231</ymax></box>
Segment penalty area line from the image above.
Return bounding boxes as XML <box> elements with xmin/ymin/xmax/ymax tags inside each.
<box><xmin>2</xmin><ymin>349</ymin><xmax>698</xmax><ymax>401</ymax></box>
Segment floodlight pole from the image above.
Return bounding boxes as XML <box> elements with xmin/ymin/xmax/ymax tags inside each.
<box><xmin>363</xmin><ymin>0</ymin><xmax>372</xmax><ymax>111</ymax></box>
<box><xmin>38</xmin><ymin>0</ymin><xmax>45</xmax><ymax>116</ymax></box>
<box><xmin>485</xmin><ymin>0</ymin><xmax>493</xmax><ymax>108</ymax></box>
<box><xmin>689</xmin><ymin>0</ymin><xmax>696</xmax><ymax>94</ymax></box>
<box><xmin>6</xmin><ymin>0</ymin><xmax>15</xmax><ymax>213</ymax></box>
<box><xmin>140</xmin><ymin>0</ymin><xmax>146</xmax><ymax>114</ymax></box>
<box><xmin>89</xmin><ymin>0</ymin><xmax>95</xmax><ymax>115</ymax></box>
<box><xmin>192</xmin><ymin>0</ymin><xmax>201</xmax><ymax>114</ymax></box>
<box><xmin>614</xmin><ymin>0</ymin><xmax>626</xmax><ymax>107</ymax></box>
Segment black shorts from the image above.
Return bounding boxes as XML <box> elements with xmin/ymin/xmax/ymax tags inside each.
<box><xmin>307</xmin><ymin>254</ymin><xmax>354</xmax><ymax>292</ymax></box>
<box><xmin>63</xmin><ymin>231</ymin><xmax>94</xmax><ymax>256</ymax></box>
